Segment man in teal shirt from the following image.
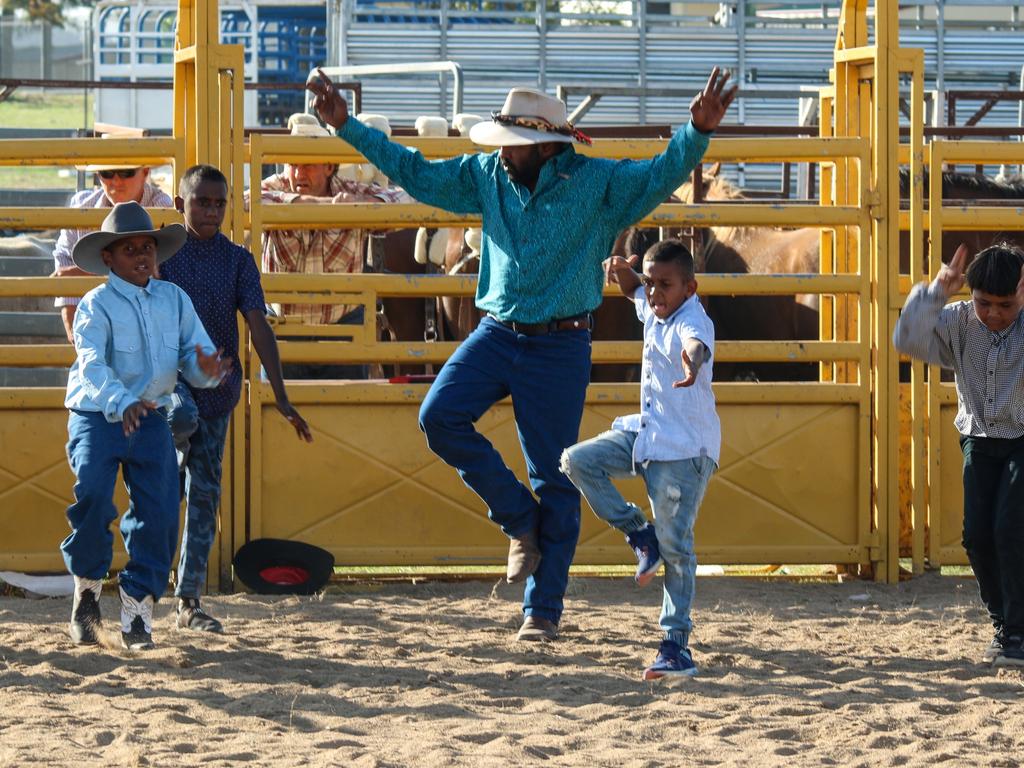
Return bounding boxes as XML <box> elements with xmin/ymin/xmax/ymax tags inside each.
<box><xmin>309</xmin><ymin>69</ymin><xmax>736</xmax><ymax>641</ymax></box>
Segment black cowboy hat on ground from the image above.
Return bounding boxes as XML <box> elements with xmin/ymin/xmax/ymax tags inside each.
<box><xmin>232</xmin><ymin>539</ymin><xmax>335</xmax><ymax>595</ymax></box>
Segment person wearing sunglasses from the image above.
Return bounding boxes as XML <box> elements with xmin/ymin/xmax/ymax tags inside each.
<box><xmin>52</xmin><ymin>162</ymin><xmax>173</xmax><ymax>343</ymax></box>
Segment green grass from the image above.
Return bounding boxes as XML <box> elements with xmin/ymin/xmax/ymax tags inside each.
<box><xmin>0</xmin><ymin>90</ymin><xmax>92</xmax><ymax>130</ymax></box>
<box><xmin>0</xmin><ymin>165</ymin><xmax>77</xmax><ymax>190</ymax></box>
<box><xmin>0</xmin><ymin>91</ymin><xmax>92</xmax><ymax>191</ymax></box>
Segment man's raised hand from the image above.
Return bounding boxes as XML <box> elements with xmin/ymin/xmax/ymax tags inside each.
<box><xmin>690</xmin><ymin>67</ymin><xmax>738</xmax><ymax>134</ymax></box>
<box><xmin>306</xmin><ymin>68</ymin><xmax>349</xmax><ymax>130</ymax></box>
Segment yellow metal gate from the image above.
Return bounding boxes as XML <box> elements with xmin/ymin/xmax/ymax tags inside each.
<box><xmin>1</xmin><ymin>0</ymin><xmax>1002</xmax><ymax>588</ymax></box>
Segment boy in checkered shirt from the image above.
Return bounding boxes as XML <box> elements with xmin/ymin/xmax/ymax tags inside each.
<box><xmin>894</xmin><ymin>242</ymin><xmax>1024</xmax><ymax>668</ymax></box>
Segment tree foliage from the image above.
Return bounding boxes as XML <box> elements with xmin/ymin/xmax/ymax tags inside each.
<box><xmin>0</xmin><ymin>0</ymin><xmax>96</xmax><ymax>26</ymax></box>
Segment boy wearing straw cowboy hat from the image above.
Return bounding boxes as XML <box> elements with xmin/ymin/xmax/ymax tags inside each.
<box><xmin>308</xmin><ymin>68</ymin><xmax>736</xmax><ymax>642</ymax></box>
<box><xmin>62</xmin><ymin>202</ymin><xmax>230</xmax><ymax>651</ymax></box>
<box><xmin>53</xmin><ymin>127</ymin><xmax>173</xmax><ymax>344</ymax></box>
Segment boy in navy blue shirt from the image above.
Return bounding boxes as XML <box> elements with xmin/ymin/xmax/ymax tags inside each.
<box><xmin>562</xmin><ymin>240</ymin><xmax>720</xmax><ymax>679</ymax></box>
<box><xmin>161</xmin><ymin>165</ymin><xmax>312</xmax><ymax>632</ymax></box>
<box><xmin>63</xmin><ymin>202</ymin><xmax>230</xmax><ymax>650</ymax></box>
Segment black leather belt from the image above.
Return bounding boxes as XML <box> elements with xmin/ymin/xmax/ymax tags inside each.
<box><xmin>491</xmin><ymin>313</ymin><xmax>592</xmax><ymax>336</ymax></box>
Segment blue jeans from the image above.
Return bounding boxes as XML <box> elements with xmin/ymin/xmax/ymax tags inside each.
<box><xmin>418</xmin><ymin>316</ymin><xmax>592</xmax><ymax>624</ymax></box>
<box><xmin>561</xmin><ymin>429</ymin><xmax>716</xmax><ymax>648</ymax></box>
<box><xmin>166</xmin><ymin>383</ymin><xmax>231</xmax><ymax>597</ymax></box>
<box><xmin>61</xmin><ymin>409</ymin><xmax>180</xmax><ymax>601</ymax></box>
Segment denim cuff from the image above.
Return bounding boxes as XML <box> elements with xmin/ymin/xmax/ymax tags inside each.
<box><xmin>665</xmin><ymin>629</ymin><xmax>689</xmax><ymax>649</ymax></box>
<box><xmin>619</xmin><ymin>505</ymin><xmax>649</xmax><ymax>534</ymax></box>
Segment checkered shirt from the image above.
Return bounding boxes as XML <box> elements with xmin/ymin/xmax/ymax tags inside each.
<box><xmin>258</xmin><ymin>174</ymin><xmax>405</xmax><ymax>324</ymax></box>
<box><xmin>894</xmin><ymin>279</ymin><xmax>1024</xmax><ymax>438</ymax></box>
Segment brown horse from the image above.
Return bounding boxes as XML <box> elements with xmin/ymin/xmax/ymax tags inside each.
<box><xmin>370</xmin><ymin>228</ymin><xmax>436</xmax><ymax>376</ymax></box>
<box><xmin>433</xmin><ymin>226</ymin><xmax>645</xmax><ymax>382</ymax></box>
<box><xmin>898</xmin><ymin>168</ymin><xmax>1024</xmax><ymax>275</ymax></box>
<box><xmin>667</xmin><ymin>170</ymin><xmax>821</xmax><ymax>381</ymax></box>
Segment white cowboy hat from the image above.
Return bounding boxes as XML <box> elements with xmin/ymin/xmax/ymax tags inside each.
<box><xmin>469</xmin><ymin>88</ymin><xmax>591</xmax><ymax>147</ymax></box>
<box><xmin>76</xmin><ymin>126</ymin><xmax>152</xmax><ymax>172</ymax></box>
<box><xmin>287</xmin><ymin>112</ymin><xmax>332</xmax><ymax>138</ymax></box>
<box><xmin>71</xmin><ymin>202</ymin><xmax>186</xmax><ymax>275</ymax></box>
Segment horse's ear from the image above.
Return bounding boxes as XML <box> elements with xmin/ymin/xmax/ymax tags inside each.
<box><xmin>707</xmin><ymin>162</ymin><xmax>721</xmax><ymax>178</ymax></box>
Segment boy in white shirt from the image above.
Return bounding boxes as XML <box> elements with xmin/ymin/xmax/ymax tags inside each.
<box><xmin>561</xmin><ymin>239</ymin><xmax>720</xmax><ymax>679</ymax></box>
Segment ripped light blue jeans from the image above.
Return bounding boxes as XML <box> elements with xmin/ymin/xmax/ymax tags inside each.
<box><xmin>561</xmin><ymin>429</ymin><xmax>716</xmax><ymax>648</ymax></box>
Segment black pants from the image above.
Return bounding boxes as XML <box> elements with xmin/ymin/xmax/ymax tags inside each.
<box><xmin>961</xmin><ymin>434</ymin><xmax>1024</xmax><ymax>637</ymax></box>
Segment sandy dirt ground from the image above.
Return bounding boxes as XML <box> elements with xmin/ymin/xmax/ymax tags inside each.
<box><xmin>1</xmin><ymin>572</ymin><xmax>1023</xmax><ymax>768</ymax></box>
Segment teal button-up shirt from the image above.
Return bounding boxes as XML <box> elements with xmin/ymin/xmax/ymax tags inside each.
<box><xmin>337</xmin><ymin>118</ymin><xmax>710</xmax><ymax>324</ymax></box>
<box><xmin>66</xmin><ymin>272</ymin><xmax>220</xmax><ymax>422</ymax></box>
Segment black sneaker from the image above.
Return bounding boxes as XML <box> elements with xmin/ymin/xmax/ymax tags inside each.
<box><xmin>119</xmin><ymin>588</ymin><xmax>155</xmax><ymax>651</ymax></box>
<box><xmin>177</xmin><ymin>598</ymin><xmax>223</xmax><ymax>633</ymax></box>
<box><xmin>69</xmin><ymin>577</ymin><xmax>102</xmax><ymax>645</ymax></box>
<box><xmin>993</xmin><ymin>635</ymin><xmax>1024</xmax><ymax>669</ymax></box>
<box><xmin>982</xmin><ymin>631</ymin><xmax>1006</xmax><ymax>664</ymax></box>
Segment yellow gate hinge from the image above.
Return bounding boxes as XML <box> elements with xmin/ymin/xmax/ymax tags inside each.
<box><xmin>866</xmin><ymin>189</ymin><xmax>882</xmax><ymax>217</ymax></box>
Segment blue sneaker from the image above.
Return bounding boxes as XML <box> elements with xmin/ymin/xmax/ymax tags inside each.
<box><xmin>643</xmin><ymin>640</ymin><xmax>698</xmax><ymax>680</ymax></box>
<box><xmin>625</xmin><ymin>523</ymin><xmax>662</xmax><ymax>587</ymax></box>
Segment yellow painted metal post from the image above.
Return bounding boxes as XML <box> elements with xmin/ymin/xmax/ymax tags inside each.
<box><xmin>927</xmin><ymin>140</ymin><xmax>946</xmax><ymax>567</ymax></box>
<box><xmin>172</xmin><ymin>0</ymin><xmax>248</xmax><ymax>590</ymax></box>
<box><xmin>871</xmin><ymin>0</ymin><xmax>901</xmax><ymax>583</ymax></box>
<box><xmin>819</xmin><ymin>89</ymin><xmax>836</xmax><ymax>383</ymax></box>
<box><xmin>904</xmin><ymin>51</ymin><xmax>927</xmax><ymax>574</ymax></box>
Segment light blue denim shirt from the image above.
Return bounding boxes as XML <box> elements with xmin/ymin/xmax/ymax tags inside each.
<box><xmin>66</xmin><ymin>272</ymin><xmax>219</xmax><ymax>422</ymax></box>
<box><xmin>613</xmin><ymin>288</ymin><xmax>721</xmax><ymax>465</ymax></box>
<box><xmin>337</xmin><ymin>117</ymin><xmax>710</xmax><ymax>324</ymax></box>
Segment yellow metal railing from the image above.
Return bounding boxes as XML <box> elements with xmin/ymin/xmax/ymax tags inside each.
<box><xmin>0</xmin><ymin>0</ymin><xmax>966</xmax><ymax>584</ymax></box>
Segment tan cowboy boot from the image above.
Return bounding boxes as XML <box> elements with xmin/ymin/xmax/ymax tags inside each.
<box><xmin>506</xmin><ymin>529</ymin><xmax>541</xmax><ymax>584</ymax></box>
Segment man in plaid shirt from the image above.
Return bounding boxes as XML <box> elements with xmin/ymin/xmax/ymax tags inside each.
<box><xmin>254</xmin><ymin>114</ymin><xmax>406</xmax><ymax>377</ymax></box>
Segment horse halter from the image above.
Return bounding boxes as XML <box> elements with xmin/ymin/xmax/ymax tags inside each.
<box><xmin>448</xmin><ymin>252</ymin><xmax>479</xmax><ymax>276</ymax></box>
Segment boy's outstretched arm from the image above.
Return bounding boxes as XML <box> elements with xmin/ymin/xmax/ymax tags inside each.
<box><xmin>673</xmin><ymin>339</ymin><xmax>708</xmax><ymax>388</ymax></box>
<box><xmin>244</xmin><ymin>309</ymin><xmax>314</xmax><ymax>442</ymax></box>
<box><xmin>606</xmin><ymin>254</ymin><xmax>643</xmax><ymax>297</ymax></box>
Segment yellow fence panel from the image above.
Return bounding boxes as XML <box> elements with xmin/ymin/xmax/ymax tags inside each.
<box><xmin>247</xmin><ymin>383</ymin><xmax>867</xmax><ymax>571</ymax></box>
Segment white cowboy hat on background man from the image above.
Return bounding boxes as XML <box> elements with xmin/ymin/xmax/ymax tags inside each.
<box><xmin>469</xmin><ymin>88</ymin><xmax>591</xmax><ymax>147</ymax></box>
<box><xmin>71</xmin><ymin>201</ymin><xmax>186</xmax><ymax>275</ymax></box>
<box><xmin>287</xmin><ymin>112</ymin><xmax>333</xmax><ymax>138</ymax></box>
<box><xmin>76</xmin><ymin>124</ymin><xmax>151</xmax><ymax>172</ymax></box>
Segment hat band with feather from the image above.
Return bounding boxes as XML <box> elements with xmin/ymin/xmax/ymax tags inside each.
<box><xmin>490</xmin><ymin>112</ymin><xmax>592</xmax><ymax>145</ymax></box>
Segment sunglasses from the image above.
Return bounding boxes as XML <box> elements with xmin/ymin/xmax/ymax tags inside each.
<box><xmin>97</xmin><ymin>169</ymin><xmax>139</xmax><ymax>180</ymax></box>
